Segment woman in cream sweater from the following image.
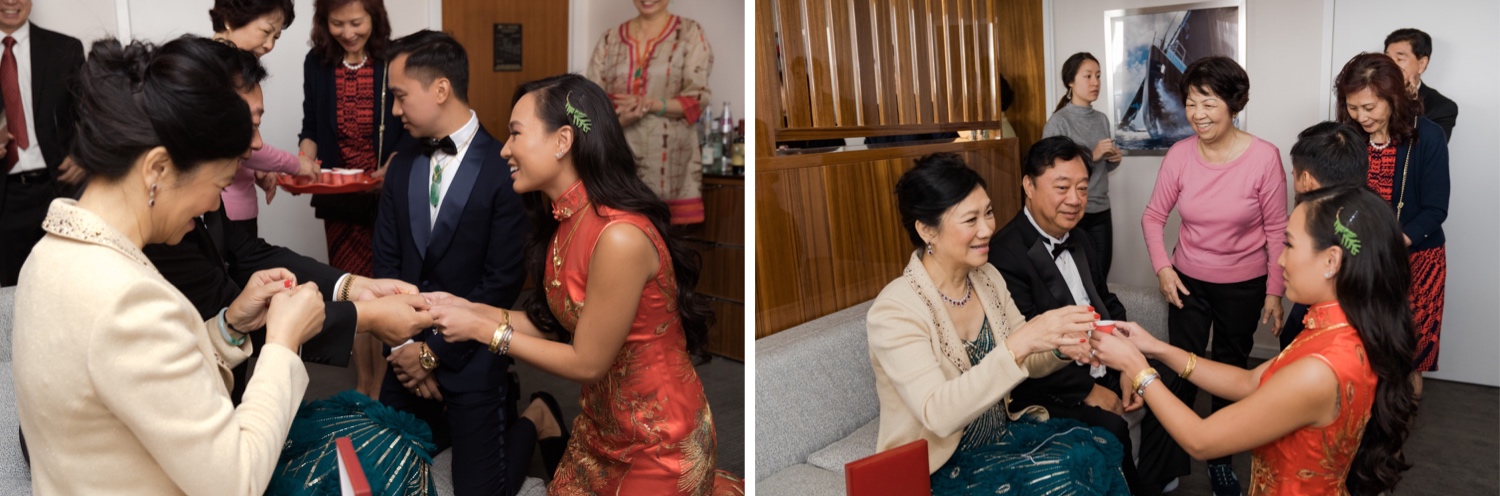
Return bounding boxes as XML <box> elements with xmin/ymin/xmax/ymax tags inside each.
<box><xmin>13</xmin><ymin>36</ymin><xmax>325</xmax><ymax>495</ymax></box>
<box><xmin>868</xmin><ymin>153</ymin><xmax>1129</xmax><ymax>495</ymax></box>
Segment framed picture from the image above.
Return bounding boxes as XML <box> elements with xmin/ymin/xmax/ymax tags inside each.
<box><xmin>1104</xmin><ymin>1</ymin><xmax>1245</xmax><ymax>152</ymax></box>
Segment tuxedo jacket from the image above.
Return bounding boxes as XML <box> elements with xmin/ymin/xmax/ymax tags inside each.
<box><xmin>142</xmin><ymin>206</ymin><xmax>358</xmax><ymax>367</ymax></box>
<box><xmin>989</xmin><ymin>210</ymin><xmax>1126</xmax><ymax>407</ymax></box>
<box><xmin>1418</xmin><ymin>84</ymin><xmax>1457</xmax><ymax>143</ymax></box>
<box><xmin>373</xmin><ymin>124</ymin><xmax>529</xmax><ymax>393</ymax></box>
<box><xmin>28</xmin><ymin>24</ymin><xmax>83</xmax><ymax>174</ymax></box>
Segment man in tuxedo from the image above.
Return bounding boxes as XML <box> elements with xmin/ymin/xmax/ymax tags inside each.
<box><xmin>374</xmin><ymin>31</ymin><xmax>530</xmax><ymax>496</ymax></box>
<box><xmin>139</xmin><ymin>40</ymin><xmax>432</xmax><ymax>404</ymax></box>
<box><xmin>989</xmin><ymin>136</ymin><xmax>1186</xmax><ymax>495</ymax></box>
<box><xmin>1279</xmin><ymin>121</ymin><xmax>1371</xmax><ymax>349</ymax></box>
<box><xmin>1385</xmin><ymin>28</ymin><xmax>1458</xmax><ymax>142</ymax></box>
<box><xmin>0</xmin><ymin>1</ymin><xmax>87</xmax><ymax>286</ymax></box>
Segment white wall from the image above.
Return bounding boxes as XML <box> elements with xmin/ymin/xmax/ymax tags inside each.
<box><xmin>117</xmin><ymin>0</ymin><xmax>437</xmax><ymax>262</ymax></box>
<box><xmin>1047</xmin><ymin>0</ymin><xmax>1500</xmax><ymax>386</ymax></box>
<box><xmin>1048</xmin><ymin>0</ymin><xmax>1325</xmax><ymax>361</ymax></box>
<box><xmin>567</xmin><ymin>0</ymin><xmax>747</xmax><ymax>122</ymax></box>
<box><xmin>1326</xmin><ymin>0</ymin><xmax>1500</xmax><ymax>386</ymax></box>
<box><xmin>30</xmin><ymin>0</ymin><xmax>118</xmax><ymax>43</ymax></box>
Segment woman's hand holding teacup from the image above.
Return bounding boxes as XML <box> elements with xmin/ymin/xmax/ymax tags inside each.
<box><xmin>1088</xmin><ymin>321</ymin><xmax>1166</xmax><ymax>378</ymax></box>
<box><xmin>1006</xmin><ymin>305</ymin><xmax>1097</xmax><ymax>361</ymax></box>
<box><xmin>226</xmin><ymin>268</ymin><xmax>297</xmax><ymax>333</ymax></box>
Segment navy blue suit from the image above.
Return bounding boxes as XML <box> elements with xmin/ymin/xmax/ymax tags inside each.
<box><xmin>373</xmin><ymin>124</ymin><xmax>529</xmax><ymax>495</ymax></box>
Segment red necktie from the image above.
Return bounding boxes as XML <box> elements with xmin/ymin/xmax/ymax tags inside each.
<box><xmin>2</xmin><ymin>36</ymin><xmax>28</xmax><ymax>172</ymax></box>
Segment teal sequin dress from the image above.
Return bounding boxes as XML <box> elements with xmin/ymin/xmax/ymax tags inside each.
<box><xmin>268</xmin><ymin>391</ymin><xmax>440</xmax><ymax>496</ymax></box>
<box><xmin>930</xmin><ymin>318</ymin><xmax>1131</xmax><ymax>495</ymax></box>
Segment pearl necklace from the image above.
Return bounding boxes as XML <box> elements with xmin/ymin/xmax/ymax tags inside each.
<box><xmin>1369</xmin><ymin>138</ymin><xmax>1391</xmax><ymax>150</ymax></box>
<box><xmin>342</xmin><ymin>55</ymin><xmax>368</xmax><ymax>71</ymax></box>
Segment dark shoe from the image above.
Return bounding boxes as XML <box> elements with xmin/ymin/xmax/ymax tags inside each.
<box><xmin>531</xmin><ymin>391</ymin><xmax>571</xmax><ymax>478</ymax></box>
<box><xmin>1209</xmin><ymin>463</ymin><xmax>1241</xmax><ymax>496</ymax></box>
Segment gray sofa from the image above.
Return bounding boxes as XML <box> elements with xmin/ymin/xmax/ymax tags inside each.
<box><xmin>755</xmin><ymin>284</ymin><xmax>1170</xmax><ymax>495</ymax></box>
<box><xmin>0</xmin><ymin>285</ymin><xmax>543</xmax><ymax>496</ymax></box>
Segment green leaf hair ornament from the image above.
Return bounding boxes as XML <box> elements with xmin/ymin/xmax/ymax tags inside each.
<box><xmin>565</xmin><ymin>92</ymin><xmax>592</xmax><ymax>134</ymax></box>
<box><xmin>1334</xmin><ymin>207</ymin><xmax>1361</xmax><ymax>256</ymax></box>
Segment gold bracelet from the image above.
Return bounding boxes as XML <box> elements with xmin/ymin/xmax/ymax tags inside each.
<box><xmin>488</xmin><ymin>326</ymin><xmax>504</xmax><ymax>354</ymax></box>
<box><xmin>501</xmin><ymin>308</ymin><xmax>511</xmax><ymax>327</ymax></box>
<box><xmin>1133</xmin><ymin>367</ymin><xmax>1159</xmax><ymax>392</ymax></box>
<box><xmin>1181</xmin><ymin>353</ymin><xmax>1199</xmax><ymax>380</ymax></box>
<box><xmin>338</xmin><ymin>274</ymin><xmax>357</xmax><ymax>302</ymax></box>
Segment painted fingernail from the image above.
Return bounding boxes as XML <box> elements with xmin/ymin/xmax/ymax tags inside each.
<box><xmin>1079</xmin><ymin>338</ymin><xmax>1087</xmax><ymax>343</ymax></box>
<box><xmin>284</xmin><ymin>280</ymin><xmax>293</xmax><ymax>288</ymax></box>
<box><xmin>1088</xmin><ymin>306</ymin><xmax>1094</xmax><ymax>312</ymax></box>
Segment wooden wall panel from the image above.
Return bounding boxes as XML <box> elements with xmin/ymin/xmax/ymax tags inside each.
<box><xmin>828</xmin><ymin>0</ymin><xmax>859</xmax><ymax>126</ymax></box>
<box><xmin>755</xmin><ymin>0</ymin><xmax>782</xmax><ymax>157</ymax></box>
<box><xmin>803</xmin><ymin>0</ymin><xmax>838</xmax><ymax>127</ymax></box>
<box><xmin>994</xmin><ymin>0</ymin><xmax>1047</xmax><ymax>151</ymax></box>
<box><xmin>850</xmin><ymin>1</ymin><xmax>881</xmax><ymax>126</ymax></box>
<box><xmin>910</xmin><ymin>0</ymin><xmax>935</xmax><ymax>125</ymax></box>
<box><xmin>441</xmin><ymin>0</ymin><xmax>567</xmax><ymax>139</ymax></box>
<box><xmin>680</xmin><ymin>176</ymin><xmax>745</xmax><ymax>360</ymax></box>
<box><xmin>754</xmin><ymin>138</ymin><xmax>1021</xmax><ymax>337</ymax></box>
<box><xmin>775</xmin><ymin>0</ymin><xmax>813</xmax><ymax>129</ymax></box>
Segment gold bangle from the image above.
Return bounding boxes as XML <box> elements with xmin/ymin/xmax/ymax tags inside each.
<box><xmin>339</xmin><ymin>274</ymin><xmax>357</xmax><ymax>302</ymax></box>
<box><xmin>1133</xmin><ymin>367</ymin><xmax>1159</xmax><ymax>392</ymax></box>
<box><xmin>488</xmin><ymin>326</ymin><xmax>504</xmax><ymax>354</ymax></box>
<box><xmin>1181</xmin><ymin>353</ymin><xmax>1199</xmax><ymax>380</ymax></box>
<box><xmin>501</xmin><ymin>308</ymin><xmax>511</xmax><ymax>327</ymax></box>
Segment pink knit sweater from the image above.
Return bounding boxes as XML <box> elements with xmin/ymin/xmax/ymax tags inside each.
<box><xmin>222</xmin><ymin>145</ymin><xmax>300</xmax><ymax>221</ymax></box>
<box><xmin>1141</xmin><ymin>134</ymin><xmax>1288</xmax><ymax>296</ymax></box>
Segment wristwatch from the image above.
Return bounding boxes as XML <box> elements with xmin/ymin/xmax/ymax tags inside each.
<box><xmin>419</xmin><ymin>344</ymin><xmax>438</xmax><ymax>371</ymax></box>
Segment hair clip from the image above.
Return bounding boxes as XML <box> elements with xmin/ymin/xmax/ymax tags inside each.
<box><xmin>565</xmin><ymin>92</ymin><xmax>591</xmax><ymax>134</ymax></box>
<box><xmin>1334</xmin><ymin>207</ymin><xmax>1361</xmax><ymax>256</ymax></box>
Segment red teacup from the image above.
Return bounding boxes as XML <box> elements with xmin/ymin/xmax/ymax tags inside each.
<box><xmin>1094</xmin><ymin>320</ymin><xmax>1116</xmax><ymax>335</ymax></box>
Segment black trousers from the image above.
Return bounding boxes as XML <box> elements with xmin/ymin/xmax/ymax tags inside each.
<box><xmin>0</xmin><ymin>172</ymin><xmax>55</xmax><ymax>287</ymax></box>
<box><xmin>381</xmin><ymin>367</ymin><xmax>532</xmax><ymax>496</ymax></box>
<box><xmin>1168</xmin><ymin>271</ymin><xmax>1266</xmax><ymax>466</ymax></box>
<box><xmin>1279</xmin><ymin>303</ymin><xmax>1309</xmax><ymax>350</ymax></box>
<box><xmin>1079</xmin><ymin>208</ymin><xmax>1114</xmax><ymax>279</ymax></box>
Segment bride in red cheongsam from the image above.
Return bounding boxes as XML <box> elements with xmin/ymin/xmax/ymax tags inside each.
<box><xmin>426</xmin><ymin>73</ymin><xmax>741</xmax><ymax>496</ymax></box>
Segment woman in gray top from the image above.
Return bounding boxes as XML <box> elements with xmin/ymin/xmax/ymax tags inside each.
<box><xmin>1044</xmin><ymin>52</ymin><xmax>1123</xmax><ymax>278</ymax></box>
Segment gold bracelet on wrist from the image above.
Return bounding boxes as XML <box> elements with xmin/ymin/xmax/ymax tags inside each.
<box><xmin>1132</xmin><ymin>367</ymin><xmax>1159</xmax><ymax>392</ymax></box>
<box><xmin>339</xmin><ymin>274</ymin><xmax>357</xmax><ymax>302</ymax></box>
<box><xmin>488</xmin><ymin>326</ymin><xmax>504</xmax><ymax>354</ymax></box>
<box><xmin>1181</xmin><ymin>353</ymin><xmax>1199</xmax><ymax>380</ymax></box>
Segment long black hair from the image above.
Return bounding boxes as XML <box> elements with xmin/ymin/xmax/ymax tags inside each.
<box><xmin>72</xmin><ymin>36</ymin><xmax>253</xmax><ymax>180</ymax></box>
<box><xmin>1054</xmin><ymin>52</ymin><xmax>1098</xmax><ymax>112</ymax></box>
<box><xmin>511</xmin><ymin>74</ymin><xmax>714</xmax><ymax>363</ymax></box>
<box><xmin>1297</xmin><ymin>186</ymin><xmax>1417</xmax><ymax>494</ymax></box>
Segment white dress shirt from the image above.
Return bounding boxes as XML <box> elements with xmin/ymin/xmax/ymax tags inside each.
<box><xmin>5</xmin><ymin>22</ymin><xmax>43</xmax><ymax>174</ymax></box>
<box><xmin>1023</xmin><ymin>207</ymin><xmax>1091</xmax><ymax>307</ymax></box>
<box><xmin>429</xmin><ymin>111</ymin><xmax>479</xmax><ymax>227</ymax></box>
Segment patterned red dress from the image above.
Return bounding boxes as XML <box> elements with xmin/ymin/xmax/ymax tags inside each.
<box><xmin>325</xmin><ymin>62</ymin><xmax>377</xmax><ymax>277</ymax></box>
<box><xmin>1367</xmin><ymin>143</ymin><xmax>1446</xmax><ymax>371</ymax></box>
<box><xmin>544</xmin><ymin>182</ymin><xmax>742</xmax><ymax>495</ymax></box>
<box><xmin>1250</xmin><ymin>302</ymin><xmax>1376</xmax><ymax>495</ymax></box>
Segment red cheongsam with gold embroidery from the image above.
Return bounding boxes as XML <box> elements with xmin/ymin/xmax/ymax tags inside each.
<box><xmin>543</xmin><ymin>182</ymin><xmax>743</xmax><ymax>495</ymax></box>
<box><xmin>1249</xmin><ymin>301</ymin><xmax>1377</xmax><ymax>496</ymax></box>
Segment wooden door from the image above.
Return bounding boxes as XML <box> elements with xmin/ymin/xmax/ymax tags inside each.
<box><xmin>442</xmin><ymin>0</ymin><xmax>569</xmax><ymax>138</ymax></box>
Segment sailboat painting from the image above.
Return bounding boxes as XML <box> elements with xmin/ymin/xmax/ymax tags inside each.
<box><xmin>1105</xmin><ymin>2</ymin><xmax>1244</xmax><ymax>151</ymax></box>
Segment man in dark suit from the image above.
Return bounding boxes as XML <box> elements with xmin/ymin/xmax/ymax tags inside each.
<box><xmin>1385</xmin><ymin>28</ymin><xmax>1458</xmax><ymax>142</ymax></box>
<box><xmin>140</xmin><ymin>43</ymin><xmax>432</xmax><ymax>405</ymax></box>
<box><xmin>374</xmin><ymin>31</ymin><xmax>529</xmax><ymax>496</ymax></box>
<box><xmin>0</xmin><ymin>1</ymin><xmax>86</xmax><ymax>286</ymax></box>
<box><xmin>990</xmin><ymin>136</ymin><xmax>1187</xmax><ymax>495</ymax></box>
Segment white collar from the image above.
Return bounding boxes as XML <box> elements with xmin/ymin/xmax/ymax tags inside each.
<box><xmin>3</xmin><ymin>22</ymin><xmax>30</xmax><ymax>44</ymax></box>
<box><xmin>1022</xmin><ymin>206</ymin><xmax>1069</xmax><ymax>247</ymax></box>
<box><xmin>435</xmin><ymin>110</ymin><xmax>480</xmax><ymax>158</ymax></box>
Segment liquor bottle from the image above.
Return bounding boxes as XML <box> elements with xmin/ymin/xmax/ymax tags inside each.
<box><xmin>730</xmin><ymin>119</ymin><xmax>745</xmax><ymax>176</ymax></box>
<box><xmin>699</xmin><ymin>105</ymin><xmax>715</xmax><ymax>173</ymax></box>
<box><xmin>718</xmin><ymin>103</ymin><xmax>734</xmax><ymax>173</ymax></box>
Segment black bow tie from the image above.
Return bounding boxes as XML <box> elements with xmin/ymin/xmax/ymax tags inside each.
<box><xmin>1049</xmin><ymin>237</ymin><xmax>1079</xmax><ymax>260</ymax></box>
<box><xmin>419</xmin><ymin>136</ymin><xmax>458</xmax><ymax>157</ymax></box>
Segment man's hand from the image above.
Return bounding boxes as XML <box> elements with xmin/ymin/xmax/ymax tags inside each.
<box><xmin>350</xmin><ymin>276</ymin><xmax>420</xmax><ymax>301</ymax></box>
<box><xmin>1083</xmin><ymin>383</ymin><xmax>1124</xmax><ymax>416</ymax></box>
<box><xmin>57</xmin><ymin>156</ymin><xmax>86</xmax><ymax>185</ymax></box>
<box><xmin>388</xmin><ymin>343</ymin><xmax>431</xmax><ymax>388</ymax></box>
<box><xmin>356</xmin><ymin>294</ymin><xmax>434</xmax><ymax>346</ymax></box>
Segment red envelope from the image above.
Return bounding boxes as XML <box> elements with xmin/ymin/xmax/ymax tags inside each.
<box><xmin>846</xmin><ymin>439</ymin><xmax>931</xmax><ymax>496</ymax></box>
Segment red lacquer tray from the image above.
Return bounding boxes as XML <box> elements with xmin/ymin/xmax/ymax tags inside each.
<box><xmin>278</xmin><ymin>170</ymin><xmax>382</xmax><ymax>194</ymax></box>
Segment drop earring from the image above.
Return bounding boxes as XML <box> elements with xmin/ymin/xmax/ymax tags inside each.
<box><xmin>926</xmin><ymin>243</ymin><xmax>934</xmax><ymax>256</ymax></box>
<box><xmin>148</xmin><ymin>183</ymin><xmax>157</xmax><ymax>207</ymax></box>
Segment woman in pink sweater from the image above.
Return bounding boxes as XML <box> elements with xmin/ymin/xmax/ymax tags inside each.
<box><xmin>211</xmin><ymin>0</ymin><xmax>319</xmax><ymax>237</ymax></box>
<box><xmin>1140</xmin><ymin>56</ymin><xmax>1287</xmax><ymax>496</ymax></box>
